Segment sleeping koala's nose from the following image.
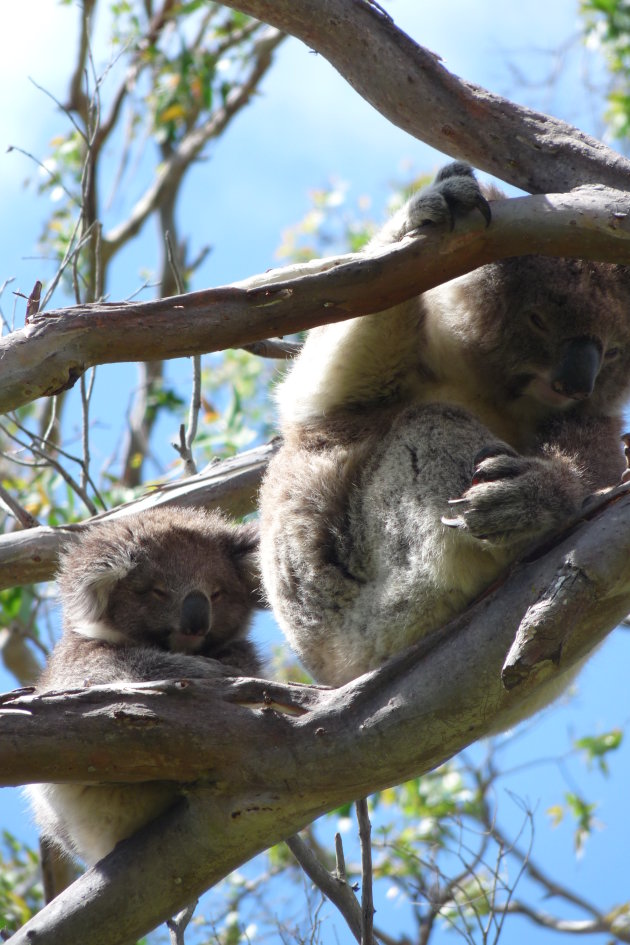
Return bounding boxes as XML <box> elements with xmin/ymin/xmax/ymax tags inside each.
<box><xmin>181</xmin><ymin>591</ymin><xmax>211</xmax><ymax>635</ymax></box>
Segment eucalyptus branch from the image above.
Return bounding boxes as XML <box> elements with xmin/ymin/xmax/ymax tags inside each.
<box><xmin>166</xmin><ymin>902</ymin><xmax>197</xmax><ymax>945</ymax></box>
<box><xmin>3</xmin><ymin>187</ymin><xmax>630</xmax><ymax>416</ymax></box>
<box><xmin>66</xmin><ymin>0</ymin><xmax>96</xmax><ymax>119</ymax></box>
<box><xmin>214</xmin><ymin>0</ymin><xmax>630</xmax><ymax>194</ymax></box>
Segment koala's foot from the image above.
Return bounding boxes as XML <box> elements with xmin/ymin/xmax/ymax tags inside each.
<box><xmin>441</xmin><ymin>448</ymin><xmax>582</xmax><ymax>544</ymax></box>
<box><xmin>404</xmin><ymin>162</ymin><xmax>491</xmax><ymax>234</ymax></box>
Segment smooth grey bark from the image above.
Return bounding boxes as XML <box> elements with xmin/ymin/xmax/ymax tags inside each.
<box><xmin>212</xmin><ymin>0</ymin><xmax>630</xmax><ymax>194</ymax></box>
<box><xmin>3</xmin><ymin>188</ymin><xmax>630</xmax><ymax>416</ymax></box>
<box><xmin>4</xmin><ymin>490</ymin><xmax>630</xmax><ymax>945</ymax></box>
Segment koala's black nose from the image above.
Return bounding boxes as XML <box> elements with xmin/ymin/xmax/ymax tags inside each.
<box><xmin>551</xmin><ymin>337</ymin><xmax>602</xmax><ymax>400</ymax></box>
<box><xmin>181</xmin><ymin>591</ymin><xmax>211</xmax><ymax>635</ymax></box>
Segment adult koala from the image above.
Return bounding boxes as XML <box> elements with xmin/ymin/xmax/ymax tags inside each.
<box><xmin>260</xmin><ymin>163</ymin><xmax>630</xmax><ymax>718</ymax></box>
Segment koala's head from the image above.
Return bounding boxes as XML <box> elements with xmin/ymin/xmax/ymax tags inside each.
<box><xmin>59</xmin><ymin>506</ymin><xmax>261</xmax><ymax>653</ymax></box>
<box><xmin>424</xmin><ymin>255</ymin><xmax>630</xmax><ymax>416</ymax></box>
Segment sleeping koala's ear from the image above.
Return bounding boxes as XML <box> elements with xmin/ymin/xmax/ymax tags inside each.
<box><xmin>57</xmin><ymin>525</ymin><xmax>136</xmax><ymax>628</ymax></box>
<box><xmin>232</xmin><ymin>520</ymin><xmax>267</xmax><ymax>608</ymax></box>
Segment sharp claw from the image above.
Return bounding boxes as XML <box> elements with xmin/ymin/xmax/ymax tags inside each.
<box><xmin>447</xmin><ymin>497</ymin><xmax>469</xmax><ymax>507</ymax></box>
<box><xmin>441</xmin><ymin>514</ymin><xmax>465</xmax><ymax>528</ymax></box>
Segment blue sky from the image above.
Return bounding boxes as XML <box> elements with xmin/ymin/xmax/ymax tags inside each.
<box><xmin>0</xmin><ymin>2</ymin><xmax>629</xmax><ymax>943</ymax></box>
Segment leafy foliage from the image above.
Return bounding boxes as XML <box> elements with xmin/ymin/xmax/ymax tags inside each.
<box><xmin>582</xmin><ymin>0</ymin><xmax>630</xmax><ymax>139</ymax></box>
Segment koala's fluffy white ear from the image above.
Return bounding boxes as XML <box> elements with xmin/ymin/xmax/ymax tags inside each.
<box><xmin>58</xmin><ymin>534</ymin><xmax>136</xmax><ymax>631</ymax></box>
<box><xmin>233</xmin><ymin>521</ymin><xmax>266</xmax><ymax>606</ymax></box>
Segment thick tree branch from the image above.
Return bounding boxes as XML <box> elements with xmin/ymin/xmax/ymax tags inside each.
<box><xmin>5</xmin><ymin>491</ymin><xmax>630</xmax><ymax>945</ymax></box>
<box><xmin>0</xmin><ymin>441</ymin><xmax>277</xmax><ymax>590</ymax></box>
<box><xmin>2</xmin><ymin>188</ymin><xmax>630</xmax><ymax>415</ymax></box>
<box><xmin>214</xmin><ymin>0</ymin><xmax>630</xmax><ymax>194</ymax></box>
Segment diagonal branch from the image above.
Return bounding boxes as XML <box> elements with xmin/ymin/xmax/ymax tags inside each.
<box><xmin>212</xmin><ymin>0</ymin><xmax>630</xmax><ymax>194</ymax></box>
<box><xmin>2</xmin><ymin>187</ymin><xmax>630</xmax><ymax>416</ymax></box>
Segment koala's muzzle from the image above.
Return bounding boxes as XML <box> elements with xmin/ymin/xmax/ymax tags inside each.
<box><xmin>550</xmin><ymin>337</ymin><xmax>602</xmax><ymax>400</ymax></box>
<box><xmin>181</xmin><ymin>591</ymin><xmax>211</xmax><ymax>635</ymax></box>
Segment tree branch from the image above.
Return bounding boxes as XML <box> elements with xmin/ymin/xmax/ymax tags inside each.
<box><xmin>213</xmin><ymin>0</ymin><xmax>630</xmax><ymax>194</ymax></box>
<box><xmin>4</xmin><ymin>491</ymin><xmax>630</xmax><ymax>943</ymax></box>
<box><xmin>286</xmin><ymin>833</ymin><xmax>364</xmax><ymax>944</ymax></box>
<box><xmin>0</xmin><ymin>441</ymin><xmax>277</xmax><ymax>590</ymax></box>
<box><xmin>3</xmin><ymin>188</ymin><xmax>630</xmax><ymax>415</ymax></box>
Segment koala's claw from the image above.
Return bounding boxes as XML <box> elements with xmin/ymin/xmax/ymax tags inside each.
<box><xmin>470</xmin><ymin>451</ymin><xmax>523</xmax><ymax>485</ymax></box>
<box><xmin>441</xmin><ymin>505</ymin><xmax>468</xmax><ymax>530</ymax></box>
<box><xmin>441</xmin><ymin>497</ymin><xmax>473</xmax><ymax>531</ymax></box>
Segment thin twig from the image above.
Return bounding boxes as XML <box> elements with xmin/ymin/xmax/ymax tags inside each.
<box><xmin>6</xmin><ymin>143</ymin><xmax>79</xmax><ymax>205</ymax></box>
<box><xmin>286</xmin><ymin>833</ymin><xmax>364</xmax><ymax>944</ymax></box>
<box><xmin>25</xmin><ymin>281</ymin><xmax>42</xmax><ymax>323</ymax></box>
<box><xmin>0</xmin><ymin>485</ymin><xmax>39</xmax><ymax>529</ymax></box>
<box><xmin>166</xmin><ymin>901</ymin><xmax>197</xmax><ymax>945</ymax></box>
<box><xmin>0</xmin><ymin>420</ymin><xmax>104</xmax><ymax>516</ymax></box>
<box><xmin>334</xmin><ymin>832</ymin><xmax>348</xmax><ymax>882</ymax></box>
<box><xmin>79</xmin><ymin>370</ymin><xmax>97</xmax><ymax>497</ymax></box>
<box><xmin>166</xmin><ymin>230</ymin><xmax>200</xmax><ymax>476</ymax></box>
<box><xmin>0</xmin><ymin>277</ymin><xmax>16</xmax><ymax>333</ymax></box>
<box><xmin>356</xmin><ymin>798</ymin><xmax>375</xmax><ymax>945</ymax></box>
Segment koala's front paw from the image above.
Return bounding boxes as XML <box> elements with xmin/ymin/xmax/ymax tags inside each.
<box><xmin>441</xmin><ymin>448</ymin><xmax>581</xmax><ymax>545</ymax></box>
<box><xmin>404</xmin><ymin>162</ymin><xmax>491</xmax><ymax>234</ymax></box>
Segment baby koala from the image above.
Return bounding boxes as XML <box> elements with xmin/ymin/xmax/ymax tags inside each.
<box><xmin>27</xmin><ymin>505</ymin><xmax>263</xmax><ymax>866</ymax></box>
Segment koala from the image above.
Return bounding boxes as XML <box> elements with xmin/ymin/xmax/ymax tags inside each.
<box><xmin>27</xmin><ymin>505</ymin><xmax>263</xmax><ymax>866</ymax></box>
<box><xmin>260</xmin><ymin>163</ymin><xmax>630</xmax><ymax>719</ymax></box>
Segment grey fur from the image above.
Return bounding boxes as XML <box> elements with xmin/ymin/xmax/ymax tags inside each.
<box><xmin>27</xmin><ymin>506</ymin><xmax>262</xmax><ymax>865</ymax></box>
<box><xmin>260</xmin><ymin>163</ymin><xmax>630</xmax><ymax>721</ymax></box>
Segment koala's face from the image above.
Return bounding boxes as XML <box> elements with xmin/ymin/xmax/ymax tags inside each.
<box><xmin>59</xmin><ymin>507</ymin><xmax>259</xmax><ymax>654</ymax></box>
<box><xmin>437</xmin><ymin>256</ymin><xmax>630</xmax><ymax>415</ymax></box>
